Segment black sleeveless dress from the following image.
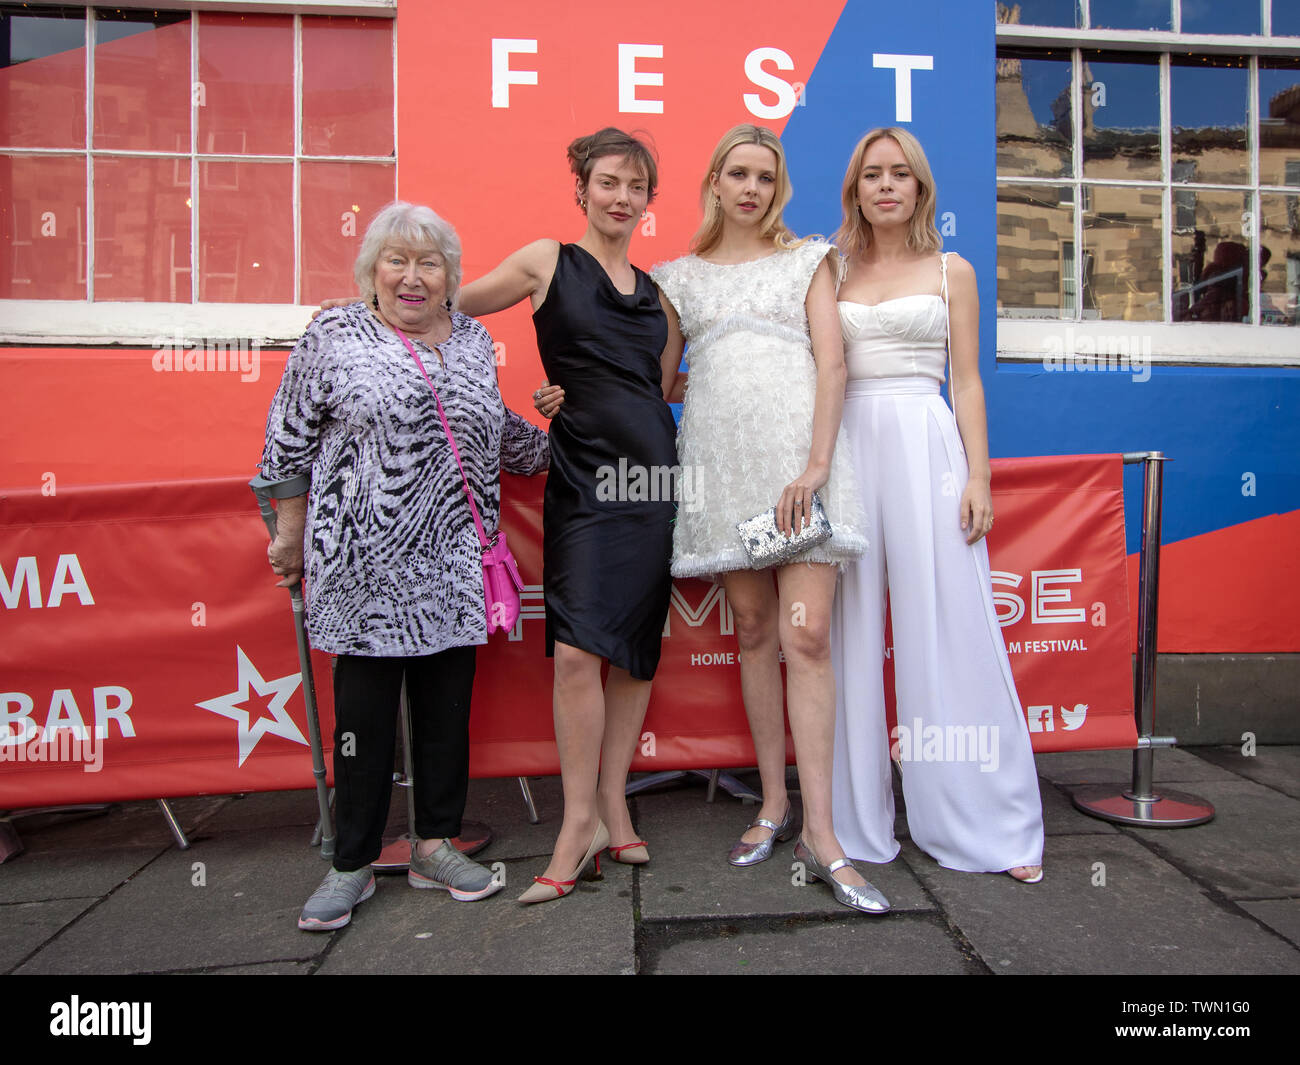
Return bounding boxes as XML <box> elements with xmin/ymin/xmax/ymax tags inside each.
<box><xmin>532</xmin><ymin>244</ymin><xmax>677</xmax><ymax>680</ymax></box>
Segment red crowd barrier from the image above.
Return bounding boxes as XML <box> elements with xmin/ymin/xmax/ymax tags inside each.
<box><xmin>0</xmin><ymin>455</ymin><xmax>1135</xmax><ymax>807</ymax></box>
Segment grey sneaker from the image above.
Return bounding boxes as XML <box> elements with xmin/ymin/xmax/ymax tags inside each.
<box><xmin>409</xmin><ymin>838</ymin><xmax>502</xmax><ymax>900</ymax></box>
<box><xmin>298</xmin><ymin>866</ymin><xmax>375</xmax><ymax>931</ymax></box>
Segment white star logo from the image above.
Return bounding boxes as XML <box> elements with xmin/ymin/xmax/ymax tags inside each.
<box><xmin>197</xmin><ymin>646</ymin><xmax>308</xmax><ymax>766</ymax></box>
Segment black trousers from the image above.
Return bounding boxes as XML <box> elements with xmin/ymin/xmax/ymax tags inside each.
<box><xmin>330</xmin><ymin>646</ymin><xmax>476</xmax><ymax>872</ymax></box>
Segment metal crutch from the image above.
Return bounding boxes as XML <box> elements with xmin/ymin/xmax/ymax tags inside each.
<box><xmin>250</xmin><ymin>473</ymin><xmax>336</xmax><ymax>861</ymax></box>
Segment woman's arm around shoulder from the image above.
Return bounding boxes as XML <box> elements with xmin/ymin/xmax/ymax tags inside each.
<box><xmin>501</xmin><ymin>405</ymin><xmax>550</xmax><ymax>475</ymax></box>
<box><xmin>458</xmin><ymin>239</ymin><xmax>561</xmax><ymax>318</ymax></box>
<box><xmin>657</xmin><ymin>285</ymin><xmax>687</xmax><ymax>403</ymax></box>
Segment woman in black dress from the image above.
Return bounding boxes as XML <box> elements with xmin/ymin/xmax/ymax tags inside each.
<box><xmin>459</xmin><ymin>128</ymin><xmax>680</xmax><ymax>903</ymax></box>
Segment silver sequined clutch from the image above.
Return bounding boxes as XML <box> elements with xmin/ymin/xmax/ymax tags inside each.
<box><xmin>737</xmin><ymin>492</ymin><xmax>833</xmax><ymax>568</ymax></box>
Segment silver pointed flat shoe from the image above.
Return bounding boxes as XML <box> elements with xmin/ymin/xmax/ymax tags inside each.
<box><xmin>728</xmin><ymin>802</ymin><xmax>798</xmax><ymax>867</ymax></box>
<box><xmin>794</xmin><ymin>839</ymin><xmax>890</xmax><ymax>915</ymax></box>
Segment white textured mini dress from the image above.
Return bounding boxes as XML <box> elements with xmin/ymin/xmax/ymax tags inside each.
<box><xmin>651</xmin><ymin>242</ymin><xmax>867</xmax><ymax>579</ymax></box>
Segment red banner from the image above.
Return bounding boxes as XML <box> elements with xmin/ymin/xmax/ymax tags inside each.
<box><xmin>0</xmin><ymin>456</ymin><xmax>1134</xmax><ymax>806</ymax></box>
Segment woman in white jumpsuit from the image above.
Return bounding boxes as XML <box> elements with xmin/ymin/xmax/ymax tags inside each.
<box><xmin>830</xmin><ymin>127</ymin><xmax>1044</xmax><ymax>881</ymax></box>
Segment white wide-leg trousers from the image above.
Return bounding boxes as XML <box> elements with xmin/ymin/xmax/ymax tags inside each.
<box><xmin>831</xmin><ymin>378</ymin><xmax>1044</xmax><ymax>871</ymax></box>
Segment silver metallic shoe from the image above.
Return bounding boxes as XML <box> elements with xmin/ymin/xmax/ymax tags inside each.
<box><xmin>728</xmin><ymin>802</ymin><xmax>798</xmax><ymax>867</ymax></box>
<box><xmin>794</xmin><ymin>839</ymin><xmax>890</xmax><ymax>915</ymax></box>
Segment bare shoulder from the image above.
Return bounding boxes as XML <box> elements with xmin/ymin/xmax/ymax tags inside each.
<box><xmin>502</xmin><ymin>238</ymin><xmax>559</xmax><ymax>277</ymax></box>
<box><xmin>944</xmin><ymin>252</ymin><xmax>977</xmax><ymax>284</ymax></box>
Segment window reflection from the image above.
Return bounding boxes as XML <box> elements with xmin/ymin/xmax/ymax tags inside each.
<box><xmin>1259</xmin><ymin>60</ymin><xmax>1300</xmax><ymax>189</ymax></box>
<box><xmin>1275</xmin><ymin>1</ymin><xmax>1300</xmax><ymax>37</ymax></box>
<box><xmin>92</xmin><ymin>9</ymin><xmax>189</xmax><ymax>152</ymax></box>
<box><xmin>0</xmin><ymin>6</ymin><xmax>85</xmax><ymax>148</ymax></box>
<box><xmin>199</xmin><ymin>162</ymin><xmax>293</xmax><ymax>302</ymax></box>
<box><xmin>0</xmin><ymin>153</ymin><xmax>85</xmax><ymax>299</ymax></box>
<box><xmin>997</xmin><ymin>48</ymin><xmax>1072</xmax><ymax>179</ymax></box>
<box><xmin>94</xmin><ymin>157</ymin><xmax>191</xmax><ymax>302</ymax></box>
<box><xmin>1171</xmin><ymin>57</ymin><xmax>1249</xmax><ymax>187</ymax></box>
<box><xmin>198</xmin><ymin>14</ymin><xmax>293</xmax><ymax>156</ymax></box>
<box><xmin>1089</xmin><ymin>0</ymin><xmax>1170</xmax><ymax>31</ymax></box>
<box><xmin>1181</xmin><ymin>0</ymin><xmax>1259</xmax><ymax>36</ymax></box>
<box><xmin>1083</xmin><ymin>185</ymin><xmax>1163</xmax><ymax>321</ymax></box>
<box><xmin>1260</xmin><ymin>192</ymin><xmax>1300</xmax><ymax>325</ymax></box>
<box><xmin>302</xmin><ymin>17</ymin><xmax>394</xmax><ymax>157</ymax></box>
<box><xmin>1082</xmin><ymin>53</ymin><xmax>1160</xmax><ymax>182</ymax></box>
<box><xmin>997</xmin><ymin>183</ymin><xmax>1075</xmax><ymax>317</ymax></box>
<box><xmin>1171</xmin><ymin>190</ymin><xmax>1254</xmax><ymax>322</ymax></box>
<box><xmin>995</xmin><ymin>1</ymin><xmax>1080</xmax><ymax>29</ymax></box>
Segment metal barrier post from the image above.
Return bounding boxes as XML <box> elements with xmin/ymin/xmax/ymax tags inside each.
<box><xmin>1071</xmin><ymin>452</ymin><xmax>1214</xmax><ymax>827</ymax></box>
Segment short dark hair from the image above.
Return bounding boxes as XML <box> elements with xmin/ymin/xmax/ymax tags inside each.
<box><xmin>566</xmin><ymin>127</ymin><xmax>659</xmax><ymax>207</ymax></box>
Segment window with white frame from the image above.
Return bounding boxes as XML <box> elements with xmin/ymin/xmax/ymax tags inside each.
<box><xmin>995</xmin><ymin>0</ymin><xmax>1300</xmax><ymax>366</ymax></box>
<box><xmin>0</xmin><ymin>2</ymin><xmax>395</xmax><ymax>343</ymax></box>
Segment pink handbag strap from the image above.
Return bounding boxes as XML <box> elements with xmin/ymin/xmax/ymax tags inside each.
<box><xmin>394</xmin><ymin>327</ymin><xmax>493</xmax><ymax>550</ymax></box>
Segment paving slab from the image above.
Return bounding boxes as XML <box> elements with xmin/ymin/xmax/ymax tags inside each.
<box><xmin>1038</xmin><ymin>777</ymin><xmax>1120</xmax><ymax>836</ymax></box>
<box><xmin>636</xmin><ymin>788</ymin><xmax>931</xmax><ymax>919</ymax></box>
<box><xmin>1115</xmin><ymin>779</ymin><xmax>1300</xmax><ymax>899</ymax></box>
<box><xmin>317</xmin><ymin>856</ymin><xmax>635</xmax><ymax>974</ymax></box>
<box><xmin>1189</xmin><ymin>745</ymin><xmax>1300</xmax><ymax>801</ymax></box>
<box><xmin>912</xmin><ymin>834</ymin><xmax>1300</xmax><ymax>974</ymax></box>
<box><xmin>643</xmin><ymin>914</ymin><xmax>979</xmax><ymax>975</ymax></box>
<box><xmin>0</xmin><ymin>845</ymin><xmax>164</xmax><ymax>904</ymax></box>
<box><xmin>1238</xmin><ymin>900</ymin><xmax>1300</xmax><ymax>950</ymax></box>
<box><xmin>456</xmin><ymin>775</ymin><xmax>569</xmax><ymax>861</ymax></box>
<box><xmin>1034</xmin><ymin>747</ymin><xmax>1240</xmax><ymax>787</ymax></box>
<box><xmin>13</xmin><ymin>826</ymin><xmax>335</xmax><ymax>974</ymax></box>
<box><xmin>201</xmin><ymin>960</ymin><xmax>317</xmax><ymax>974</ymax></box>
<box><xmin>191</xmin><ymin>790</ymin><xmax>320</xmax><ymax>835</ymax></box>
<box><xmin>3</xmin><ymin>796</ymin><xmax>228</xmax><ymax>853</ymax></box>
<box><xmin>0</xmin><ymin>898</ymin><xmax>96</xmax><ymax>972</ymax></box>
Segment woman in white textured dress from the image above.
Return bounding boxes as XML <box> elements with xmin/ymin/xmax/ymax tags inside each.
<box><xmin>651</xmin><ymin>125</ymin><xmax>886</xmax><ymax>914</ymax></box>
<box><xmin>830</xmin><ymin>126</ymin><xmax>1044</xmax><ymax>882</ymax></box>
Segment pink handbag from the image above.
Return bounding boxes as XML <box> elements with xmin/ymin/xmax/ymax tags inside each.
<box><xmin>397</xmin><ymin>329</ymin><xmax>524</xmax><ymax>634</ymax></box>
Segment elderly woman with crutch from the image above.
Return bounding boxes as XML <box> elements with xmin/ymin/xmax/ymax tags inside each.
<box><xmin>261</xmin><ymin>201</ymin><xmax>549</xmax><ymax>931</ymax></box>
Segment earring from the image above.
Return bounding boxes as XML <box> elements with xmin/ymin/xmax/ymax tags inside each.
<box><xmin>444</xmin><ymin>298</ymin><xmax>453</xmax><ymax>311</ymax></box>
<box><xmin>372</xmin><ymin>293</ymin><xmax>379</xmax><ymax>309</ymax></box>
<box><xmin>580</xmin><ymin>198</ymin><xmax>587</xmax><ymax>210</ymax></box>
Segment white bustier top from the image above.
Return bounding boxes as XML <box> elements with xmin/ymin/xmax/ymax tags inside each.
<box><xmin>838</xmin><ymin>294</ymin><xmax>948</xmax><ymax>384</ymax></box>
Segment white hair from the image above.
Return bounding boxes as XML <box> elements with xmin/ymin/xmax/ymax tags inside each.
<box><xmin>354</xmin><ymin>201</ymin><xmax>463</xmax><ymax>308</ymax></box>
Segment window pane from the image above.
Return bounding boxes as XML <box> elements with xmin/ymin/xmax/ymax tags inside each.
<box><xmin>0</xmin><ymin>153</ymin><xmax>85</xmax><ymax>298</ymax></box>
<box><xmin>1181</xmin><ymin>0</ymin><xmax>1260</xmax><ymax>36</ymax></box>
<box><xmin>997</xmin><ymin>183</ymin><xmax>1075</xmax><ymax>317</ymax></box>
<box><xmin>92</xmin><ymin>10</ymin><xmax>189</xmax><ymax>152</ymax></box>
<box><xmin>1275</xmin><ymin>1</ymin><xmax>1300</xmax><ymax>36</ymax></box>
<box><xmin>1171</xmin><ymin>189</ymin><xmax>1254</xmax><ymax>321</ymax></box>
<box><xmin>95</xmin><ymin>156</ymin><xmax>191</xmax><ymax>302</ymax></box>
<box><xmin>199</xmin><ymin>161</ymin><xmax>292</xmax><ymax>302</ymax></box>
<box><xmin>1082</xmin><ymin>53</ymin><xmax>1161</xmax><ymax>182</ymax></box>
<box><xmin>997</xmin><ymin>49</ymin><xmax>1072</xmax><ymax>179</ymax></box>
<box><xmin>1260</xmin><ymin>59</ymin><xmax>1300</xmax><ymax>188</ymax></box>
<box><xmin>197</xmin><ymin>13</ymin><xmax>292</xmax><ymax>156</ymax></box>
<box><xmin>1171</xmin><ymin>57</ymin><xmax>1249</xmax><ymax>186</ymax></box>
<box><xmin>1082</xmin><ymin>184</ymin><xmax>1164</xmax><ymax>320</ymax></box>
<box><xmin>300</xmin><ymin>162</ymin><xmax>395</xmax><ymax>305</ymax></box>
<box><xmin>1090</xmin><ymin>0</ymin><xmax>1171</xmax><ymax>31</ymax></box>
<box><xmin>0</xmin><ymin>6</ymin><xmax>85</xmax><ymax>148</ymax></box>
<box><xmin>996</xmin><ymin>0</ymin><xmax>1081</xmax><ymax>27</ymax></box>
<box><xmin>1260</xmin><ymin>192</ymin><xmax>1300</xmax><ymax>325</ymax></box>
<box><xmin>302</xmin><ymin>16</ymin><xmax>393</xmax><ymax>157</ymax></box>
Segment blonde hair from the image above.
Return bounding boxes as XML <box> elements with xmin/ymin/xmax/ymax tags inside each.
<box><xmin>690</xmin><ymin>125</ymin><xmax>807</xmax><ymax>257</ymax></box>
<box><xmin>833</xmin><ymin>127</ymin><xmax>942</xmax><ymax>259</ymax></box>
